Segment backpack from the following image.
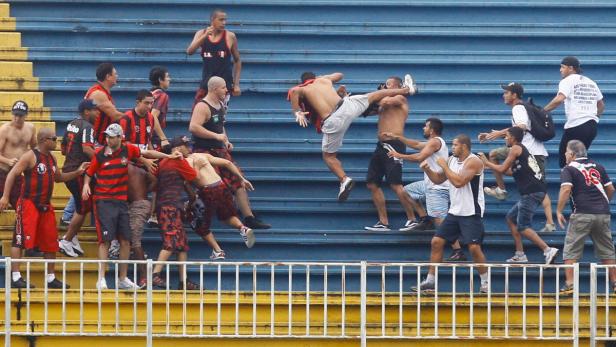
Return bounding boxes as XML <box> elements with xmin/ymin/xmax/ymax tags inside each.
<box><xmin>522</xmin><ymin>97</ymin><xmax>555</xmax><ymax>142</ymax></box>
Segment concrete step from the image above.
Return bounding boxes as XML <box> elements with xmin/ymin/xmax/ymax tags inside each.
<box><xmin>0</xmin><ymin>91</ymin><xmax>43</xmax><ymax>108</ymax></box>
<box><xmin>0</xmin><ymin>32</ymin><xmax>20</xmax><ymax>48</ymax></box>
<box><xmin>0</xmin><ymin>47</ymin><xmax>27</xmax><ymax>60</ymax></box>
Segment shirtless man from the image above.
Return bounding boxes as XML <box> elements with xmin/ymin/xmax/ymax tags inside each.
<box><xmin>186</xmin><ymin>151</ymin><xmax>256</xmax><ymax>257</ymax></box>
<box><xmin>187</xmin><ymin>8</ymin><xmax>242</xmax><ymax>107</ymax></box>
<box><xmin>362</xmin><ymin>77</ymin><xmax>418</xmax><ymax>232</ymax></box>
<box><xmin>288</xmin><ymin>72</ymin><xmax>416</xmax><ymax>201</ymax></box>
<box><xmin>0</xmin><ymin>101</ymin><xmax>37</xmax><ymax>263</ymax></box>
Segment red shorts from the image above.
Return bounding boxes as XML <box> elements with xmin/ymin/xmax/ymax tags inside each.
<box><xmin>195</xmin><ymin>181</ymin><xmax>237</xmax><ymax>237</ymax></box>
<box><xmin>13</xmin><ymin>199</ymin><xmax>59</xmax><ymax>252</ymax></box>
<box><xmin>157</xmin><ymin>204</ymin><xmax>189</xmax><ymax>252</ymax></box>
<box><xmin>0</xmin><ymin>169</ymin><xmax>23</xmax><ymax>209</ymax></box>
<box><xmin>193</xmin><ymin>147</ymin><xmax>243</xmax><ymax>191</ymax></box>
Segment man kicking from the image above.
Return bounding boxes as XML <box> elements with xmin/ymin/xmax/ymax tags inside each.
<box><xmin>288</xmin><ymin>72</ymin><xmax>416</xmax><ymax>201</ymax></box>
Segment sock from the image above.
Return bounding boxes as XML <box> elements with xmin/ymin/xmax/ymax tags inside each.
<box><xmin>543</xmin><ymin>247</ymin><xmax>551</xmax><ymax>254</ymax></box>
<box><xmin>480</xmin><ymin>272</ymin><xmax>489</xmax><ymax>284</ymax></box>
<box><xmin>12</xmin><ymin>272</ymin><xmax>21</xmax><ymax>282</ymax></box>
<box><xmin>47</xmin><ymin>273</ymin><xmax>55</xmax><ymax>283</ymax></box>
<box><xmin>425</xmin><ymin>273</ymin><xmax>435</xmax><ymax>284</ymax></box>
<box><xmin>515</xmin><ymin>251</ymin><xmax>525</xmax><ymax>256</ymax></box>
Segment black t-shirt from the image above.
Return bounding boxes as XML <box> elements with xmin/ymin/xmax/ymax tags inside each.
<box><xmin>511</xmin><ymin>144</ymin><xmax>546</xmax><ymax>195</ymax></box>
<box><xmin>560</xmin><ymin>158</ymin><xmax>612</xmax><ymax>214</ymax></box>
<box><xmin>62</xmin><ymin>117</ymin><xmax>95</xmax><ymax>172</ymax></box>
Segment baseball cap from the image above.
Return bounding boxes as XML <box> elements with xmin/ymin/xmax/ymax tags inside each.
<box><xmin>104</xmin><ymin>123</ymin><xmax>123</xmax><ymax>137</ymax></box>
<box><xmin>78</xmin><ymin>99</ymin><xmax>97</xmax><ymax>114</ymax></box>
<box><xmin>500</xmin><ymin>82</ymin><xmax>524</xmax><ymax>98</ymax></box>
<box><xmin>12</xmin><ymin>100</ymin><xmax>28</xmax><ymax>116</ymax></box>
<box><xmin>561</xmin><ymin>56</ymin><xmax>581</xmax><ymax>70</ymax></box>
<box><xmin>169</xmin><ymin>135</ymin><xmax>191</xmax><ymax>148</ymax></box>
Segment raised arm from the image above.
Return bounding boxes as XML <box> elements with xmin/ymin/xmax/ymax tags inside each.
<box><xmin>318</xmin><ymin>72</ymin><xmax>344</xmax><ymax>83</ymax></box>
<box><xmin>389</xmin><ymin>137</ymin><xmax>441</xmax><ymax>162</ymax></box>
<box><xmin>186</xmin><ymin>28</ymin><xmax>211</xmax><ymax>55</ymax></box>
<box><xmin>419</xmin><ymin>159</ymin><xmax>447</xmax><ymax>185</ymax></box>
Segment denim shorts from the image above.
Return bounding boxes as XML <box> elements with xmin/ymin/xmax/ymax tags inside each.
<box><xmin>506</xmin><ymin>191</ymin><xmax>546</xmax><ymax>231</ymax></box>
<box><xmin>405</xmin><ymin>180</ymin><xmax>450</xmax><ymax>219</ymax></box>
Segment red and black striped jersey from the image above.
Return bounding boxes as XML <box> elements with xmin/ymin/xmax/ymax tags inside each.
<box><xmin>118</xmin><ymin>109</ymin><xmax>154</xmax><ymax>151</ymax></box>
<box><xmin>85</xmin><ymin>83</ymin><xmax>114</xmax><ymax>145</ymax></box>
<box><xmin>151</xmin><ymin>88</ymin><xmax>169</xmax><ymax>129</ymax></box>
<box><xmin>21</xmin><ymin>149</ymin><xmax>57</xmax><ymax>206</ymax></box>
<box><xmin>86</xmin><ymin>143</ymin><xmax>141</xmax><ymax>201</ymax></box>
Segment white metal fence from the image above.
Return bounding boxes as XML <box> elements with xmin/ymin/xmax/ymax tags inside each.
<box><xmin>590</xmin><ymin>263</ymin><xmax>616</xmax><ymax>347</ymax></box>
<box><xmin>0</xmin><ymin>258</ymin><xmax>585</xmax><ymax>346</ymax></box>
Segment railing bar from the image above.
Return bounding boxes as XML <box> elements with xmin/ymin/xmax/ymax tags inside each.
<box><xmin>114</xmin><ymin>263</ymin><xmax>119</xmax><ymax>334</ymax></box>
<box><xmin>80</xmin><ymin>262</ymin><xmax>84</xmax><ymax>334</ymax></box>
<box><xmin>539</xmin><ymin>267</ymin><xmax>543</xmax><ymax>339</ymax></box>
<box><xmin>324</xmin><ymin>265</ymin><xmax>328</xmax><ymax>337</ymax></box>
<box><xmin>200</xmin><ymin>264</ymin><xmax>204</xmax><ymax>336</ymax></box>
<box><xmin>416</xmin><ymin>265</ymin><xmax>420</xmax><ymax>337</ymax></box>
<box><xmin>505</xmin><ymin>266</ymin><xmax>509</xmax><ymax>338</ymax></box>
<box><xmin>235</xmin><ymin>264</ymin><xmax>239</xmax><ymax>336</ymax></box>
<box><xmin>252</xmin><ymin>264</ymin><xmax>257</xmax><ymax>336</ymax></box>
<box><xmin>469</xmin><ymin>265</ymin><xmax>473</xmax><ymax>338</ymax></box>
<box><xmin>271</xmin><ymin>264</ymin><xmax>275</xmax><ymax>337</ymax></box>
<box><xmin>4</xmin><ymin>258</ymin><xmax>10</xmax><ymax>345</ymax></box>
<box><xmin>398</xmin><ymin>265</ymin><xmax>403</xmax><ymax>337</ymax></box>
<box><xmin>342</xmin><ymin>265</ymin><xmax>346</xmax><ymax>337</ymax></box>
<box><xmin>434</xmin><ymin>265</ymin><xmax>438</xmax><ymax>338</ymax></box>
<box><xmin>605</xmin><ymin>267</ymin><xmax>609</xmax><ymax>338</ymax></box>
<box><xmin>133</xmin><ymin>265</ymin><xmax>138</xmax><ymax>333</ymax></box>
<box><xmin>306</xmin><ymin>264</ymin><xmax>310</xmax><ymax>337</ymax></box>
<box><xmin>556</xmin><ymin>267</ymin><xmax>560</xmax><ymax>338</ymax></box>
<box><xmin>166</xmin><ymin>263</ymin><xmax>170</xmax><ymax>335</ymax></box>
<box><xmin>288</xmin><ymin>264</ymin><xmax>293</xmax><ymax>336</ymax></box>
<box><xmin>523</xmin><ymin>266</ymin><xmax>527</xmax><ymax>338</ymax></box>
<box><xmin>452</xmin><ymin>266</ymin><xmax>456</xmax><ymax>338</ymax></box>
<box><xmin>62</xmin><ymin>262</ymin><xmax>66</xmax><ymax>333</ymax></box>
<box><xmin>44</xmin><ymin>260</ymin><xmax>48</xmax><ymax>334</ymax></box>
<box><xmin>182</xmin><ymin>263</ymin><xmax>187</xmax><ymax>336</ymax></box>
<box><xmin>26</xmin><ymin>262</ymin><xmax>31</xmax><ymax>333</ymax></box>
<box><xmin>218</xmin><ymin>263</ymin><xmax>222</xmax><ymax>336</ymax></box>
<box><xmin>97</xmin><ymin>261</ymin><xmax>102</xmax><ymax>334</ymax></box>
<box><xmin>487</xmin><ymin>266</ymin><xmax>492</xmax><ymax>338</ymax></box>
<box><xmin>381</xmin><ymin>265</ymin><xmax>385</xmax><ymax>337</ymax></box>
<box><xmin>589</xmin><ymin>265</ymin><xmax>596</xmax><ymax>346</ymax></box>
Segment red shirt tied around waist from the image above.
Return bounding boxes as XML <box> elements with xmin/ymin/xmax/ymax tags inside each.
<box><xmin>86</xmin><ymin>143</ymin><xmax>141</xmax><ymax>201</ymax></box>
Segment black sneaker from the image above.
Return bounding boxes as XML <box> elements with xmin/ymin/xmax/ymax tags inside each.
<box><xmin>560</xmin><ymin>283</ymin><xmax>574</xmax><ymax>296</ymax></box>
<box><xmin>24</xmin><ymin>248</ymin><xmax>43</xmax><ymax>257</ymax></box>
<box><xmin>244</xmin><ymin>216</ymin><xmax>271</xmax><ymax>229</ymax></box>
<box><xmin>364</xmin><ymin>221</ymin><xmax>391</xmax><ymax>232</ymax></box>
<box><xmin>447</xmin><ymin>249</ymin><xmax>467</xmax><ymax>261</ymax></box>
<box><xmin>178</xmin><ymin>279</ymin><xmax>200</xmax><ymax>290</ymax></box>
<box><xmin>47</xmin><ymin>278</ymin><xmax>70</xmax><ymax>289</ymax></box>
<box><xmin>11</xmin><ymin>277</ymin><xmax>34</xmax><ymax>289</ymax></box>
<box><xmin>408</xmin><ymin>218</ymin><xmax>433</xmax><ymax>232</ymax></box>
<box><xmin>151</xmin><ymin>273</ymin><xmax>167</xmax><ymax>289</ymax></box>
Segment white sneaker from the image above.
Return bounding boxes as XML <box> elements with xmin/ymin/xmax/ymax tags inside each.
<box><xmin>118</xmin><ymin>277</ymin><xmax>140</xmax><ymax>290</ymax></box>
<box><xmin>240</xmin><ymin>227</ymin><xmax>256</xmax><ymax>248</ymax></box>
<box><xmin>484</xmin><ymin>186</ymin><xmax>507</xmax><ymax>200</ymax></box>
<box><xmin>96</xmin><ymin>278</ymin><xmax>108</xmax><ymax>290</ymax></box>
<box><xmin>59</xmin><ymin>239</ymin><xmax>78</xmax><ymax>258</ymax></box>
<box><xmin>544</xmin><ymin>247</ymin><xmax>559</xmax><ymax>264</ymax></box>
<box><xmin>108</xmin><ymin>240</ymin><xmax>120</xmax><ymax>259</ymax></box>
<box><xmin>506</xmin><ymin>253</ymin><xmax>528</xmax><ymax>263</ymax></box>
<box><xmin>71</xmin><ymin>236</ymin><xmax>85</xmax><ymax>256</ymax></box>
<box><xmin>539</xmin><ymin>223</ymin><xmax>556</xmax><ymax>233</ymax></box>
<box><xmin>338</xmin><ymin>177</ymin><xmax>354</xmax><ymax>202</ymax></box>
<box><xmin>210</xmin><ymin>249</ymin><xmax>226</xmax><ymax>260</ymax></box>
<box><xmin>403</xmin><ymin>74</ymin><xmax>417</xmax><ymax>95</ymax></box>
<box><xmin>480</xmin><ymin>281</ymin><xmax>489</xmax><ymax>294</ymax></box>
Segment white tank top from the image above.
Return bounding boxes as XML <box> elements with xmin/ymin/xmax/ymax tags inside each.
<box><xmin>424</xmin><ymin>136</ymin><xmax>450</xmax><ymax>190</ymax></box>
<box><xmin>448</xmin><ymin>153</ymin><xmax>485</xmax><ymax>217</ymax></box>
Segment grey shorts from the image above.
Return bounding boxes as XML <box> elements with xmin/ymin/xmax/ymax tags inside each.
<box><xmin>321</xmin><ymin>95</ymin><xmax>370</xmax><ymax>153</ymax></box>
<box><xmin>563</xmin><ymin>213</ymin><xmax>615</xmax><ymax>260</ymax></box>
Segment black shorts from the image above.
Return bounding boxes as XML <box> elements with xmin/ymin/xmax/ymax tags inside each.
<box><xmin>93</xmin><ymin>199</ymin><xmax>131</xmax><ymax>244</ymax></box>
<box><xmin>435</xmin><ymin>213</ymin><xmax>485</xmax><ymax>245</ymax></box>
<box><xmin>65</xmin><ymin>175</ymin><xmax>92</xmax><ymax>215</ymax></box>
<box><xmin>366</xmin><ymin>140</ymin><xmax>405</xmax><ymax>186</ymax></box>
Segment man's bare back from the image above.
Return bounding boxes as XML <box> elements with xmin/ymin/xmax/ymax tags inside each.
<box><xmin>0</xmin><ymin>122</ymin><xmax>35</xmax><ymax>172</ymax></box>
<box><xmin>188</xmin><ymin>153</ymin><xmax>222</xmax><ymax>186</ymax></box>
<box><xmin>377</xmin><ymin>96</ymin><xmax>408</xmax><ymax>142</ymax></box>
<box><xmin>300</xmin><ymin>78</ymin><xmax>342</xmax><ymax>119</ymax></box>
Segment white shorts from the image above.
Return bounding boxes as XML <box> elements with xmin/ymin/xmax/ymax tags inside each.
<box><xmin>405</xmin><ymin>180</ymin><xmax>450</xmax><ymax>219</ymax></box>
<box><xmin>321</xmin><ymin>95</ymin><xmax>370</xmax><ymax>153</ymax></box>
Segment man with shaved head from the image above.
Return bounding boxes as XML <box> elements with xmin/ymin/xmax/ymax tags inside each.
<box><xmin>187</xmin><ymin>8</ymin><xmax>242</xmax><ymax>107</ymax></box>
<box><xmin>189</xmin><ymin>76</ymin><xmax>269</xmax><ymax>229</ymax></box>
<box><xmin>0</xmin><ymin>128</ymin><xmax>89</xmax><ymax>289</ymax></box>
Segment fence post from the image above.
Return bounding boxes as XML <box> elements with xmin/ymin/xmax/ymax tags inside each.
<box><xmin>146</xmin><ymin>259</ymin><xmax>153</xmax><ymax>347</ymax></box>
<box><xmin>573</xmin><ymin>263</ymin><xmax>580</xmax><ymax>347</ymax></box>
<box><xmin>589</xmin><ymin>263</ymin><xmax>597</xmax><ymax>347</ymax></box>
<box><xmin>360</xmin><ymin>261</ymin><xmax>367</xmax><ymax>347</ymax></box>
<box><xmin>4</xmin><ymin>258</ymin><xmax>11</xmax><ymax>347</ymax></box>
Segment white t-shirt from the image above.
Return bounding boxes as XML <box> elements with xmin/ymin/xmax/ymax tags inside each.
<box><xmin>558</xmin><ymin>74</ymin><xmax>603</xmax><ymax>129</ymax></box>
<box><xmin>511</xmin><ymin>104</ymin><xmax>548</xmax><ymax>157</ymax></box>
<box><xmin>423</xmin><ymin>137</ymin><xmax>450</xmax><ymax>190</ymax></box>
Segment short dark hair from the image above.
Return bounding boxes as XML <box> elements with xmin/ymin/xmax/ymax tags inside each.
<box><xmin>149</xmin><ymin>66</ymin><xmax>168</xmax><ymax>87</ymax></box>
<box><xmin>425</xmin><ymin>117</ymin><xmax>443</xmax><ymax>135</ymax></box>
<box><xmin>301</xmin><ymin>72</ymin><xmax>316</xmax><ymax>83</ymax></box>
<box><xmin>507</xmin><ymin>126</ymin><xmax>524</xmax><ymax>143</ymax></box>
<box><xmin>95</xmin><ymin>63</ymin><xmax>115</xmax><ymax>82</ymax></box>
<box><xmin>210</xmin><ymin>8</ymin><xmax>225</xmax><ymax>21</ymax></box>
<box><xmin>387</xmin><ymin>76</ymin><xmax>403</xmax><ymax>88</ymax></box>
<box><xmin>136</xmin><ymin>89</ymin><xmax>153</xmax><ymax>102</ymax></box>
<box><xmin>454</xmin><ymin>134</ymin><xmax>471</xmax><ymax>151</ymax></box>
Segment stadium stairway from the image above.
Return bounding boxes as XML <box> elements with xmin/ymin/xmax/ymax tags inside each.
<box><xmin>2</xmin><ymin>0</ymin><xmax>616</xmax><ymax>344</ymax></box>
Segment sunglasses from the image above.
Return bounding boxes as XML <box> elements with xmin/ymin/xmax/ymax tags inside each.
<box><xmin>47</xmin><ymin>136</ymin><xmax>58</xmax><ymax>141</ymax></box>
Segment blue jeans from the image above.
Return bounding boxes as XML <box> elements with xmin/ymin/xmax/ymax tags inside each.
<box><xmin>506</xmin><ymin>191</ymin><xmax>546</xmax><ymax>231</ymax></box>
<box><xmin>62</xmin><ymin>196</ymin><xmax>76</xmax><ymax>222</ymax></box>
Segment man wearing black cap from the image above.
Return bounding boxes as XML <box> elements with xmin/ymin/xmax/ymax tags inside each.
<box><xmin>478</xmin><ymin>83</ymin><xmax>555</xmax><ymax>232</ymax></box>
<box><xmin>543</xmin><ymin>56</ymin><xmax>604</xmax><ymax>168</ymax></box>
<box><xmin>1</xmin><ymin>101</ymin><xmax>37</xmax><ymax>267</ymax></box>
<box><xmin>58</xmin><ymin>99</ymin><xmax>99</xmax><ymax>258</ymax></box>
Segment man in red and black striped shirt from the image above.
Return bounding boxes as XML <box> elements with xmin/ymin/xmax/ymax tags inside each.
<box><xmin>82</xmin><ymin>123</ymin><xmax>180</xmax><ymax>290</ymax></box>
<box><xmin>149</xmin><ymin>66</ymin><xmax>171</xmax><ymax>150</ymax></box>
<box><xmin>84</xmin><ymin>63</ymin><xmax>125</xmax><ymax>145</ymax></box>
<box><xmin>0</xmin><ymin>128</ymin><xmax>88</xmax><ymax>289</ymax></box>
